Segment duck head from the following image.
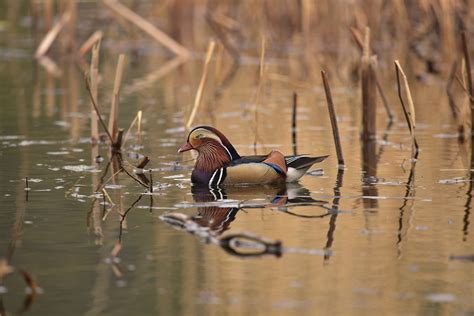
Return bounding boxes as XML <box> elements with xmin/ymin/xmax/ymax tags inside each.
<box><xmin>178</xmin><ymin>126</ymin><xmax>240</xmax><ymax>172</ymax></box>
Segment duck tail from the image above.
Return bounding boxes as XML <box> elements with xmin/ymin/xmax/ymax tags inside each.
<box><xmin>285</xmin><ymin>155</ymin><xmax>329</xmax><ymax>170</ymax></box>
<box><xmin>285</xmin><ymin>155</ymin><xmax>328</xmax><ymax>183</ymax></box>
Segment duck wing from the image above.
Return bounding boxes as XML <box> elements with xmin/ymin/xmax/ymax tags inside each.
<box><xmin>228</xmin><ymin>154</ymin><xmax>328</xmax><ymax>167</ymax></box>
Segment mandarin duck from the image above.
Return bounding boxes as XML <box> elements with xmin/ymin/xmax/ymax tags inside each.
<box><xmin>178</xmin><ymin>126</ymin><xmax>328</xmax><ymax>186</ymax></box>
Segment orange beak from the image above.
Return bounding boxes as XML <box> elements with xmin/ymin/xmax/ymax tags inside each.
<box><xmin>178</xmin><ymin>142</ymin><xmax>193</xmax><ymax>153</ymax></box>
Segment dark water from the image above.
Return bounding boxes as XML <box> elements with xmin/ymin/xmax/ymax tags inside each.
<box><xmin>0</xmin><ymin>7</ymin><xmax>473</xmax><ymax>316</ymax></box>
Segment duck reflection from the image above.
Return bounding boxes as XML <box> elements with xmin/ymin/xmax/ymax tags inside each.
<box><xmin>160</xmin><ymin>184</ymin><xmax>331</xmax><ymax>258</ymax></box>
<box><xmin>185</xmin><ymin>183</ymin><xmax>328</xmax><ymax>235</ymax></box>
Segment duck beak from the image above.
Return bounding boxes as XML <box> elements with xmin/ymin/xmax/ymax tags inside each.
<box><xmin>178</xmin><ymin>142</ymin><xmax>193</xmax><ymax>153</ymax></box>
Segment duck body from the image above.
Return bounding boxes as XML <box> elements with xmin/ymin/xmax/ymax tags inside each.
<box><xmin>179</xmin><ymin>126</ymin><xmax>328</xmax><ymax>187</ymax></box>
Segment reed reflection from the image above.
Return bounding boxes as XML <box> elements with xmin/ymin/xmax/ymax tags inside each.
<box><xmin>361</xmin><ymin>138</ymin><xmax>379</xmax><ymax>209</ymax></box>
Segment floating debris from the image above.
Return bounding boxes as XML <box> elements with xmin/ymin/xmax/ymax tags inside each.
<box><xmin>425</xmin><ymin>293</ymin><xmax>456</xmax><ymax>303</ymax></box>
<box><xmin>47</xmin><ymin>151</ymin><xmax>70</xmax><ymax>155</ymax></box>
<box><xmin>449</xmin><ymin>254</ymin><xmax>474</xmax><ymax>262</ymax></box>
<box><xmin>307</xmin><ymin>168</ymin><xmax>324</xmax><ymax>176</ymax></box>
<box><xmin>438</xmin><ymin>177</ymin><xmax>471</xmax><ymax>184</ymax></box>
<box><xmin>27</xmin><ymin>178</ymin><xmax>43</xmax><ymax>183</ymax></box>
<box><xmin>63</xmin><ymin>165</ymin><xmax>101</xmax><ymax>173</ymax></box>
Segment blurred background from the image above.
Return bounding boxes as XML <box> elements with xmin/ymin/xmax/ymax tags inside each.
<box><xmin>0</xmin><ymin>1</ymin><xmax>473</xmax><ymax>315</ymax></box>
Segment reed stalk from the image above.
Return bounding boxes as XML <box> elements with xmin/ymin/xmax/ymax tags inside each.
<box><xmin>90</xmin><ymin>41</ymin><xmax>101</xmax><ymax>144</ymax></box>
<box><xmin>85</xmin><ymin>76</ymin><xmax>113</xmax><ymax>143</ymax></box>
<box><xmin>461</xmin><ymin>31</ymin><xmax>474</xmax><ymax>137</ymax></box>
<box><xmin>292</xmin><ymin>92</ymin><xmax>298</xmax><ymax>156</ymax></box>
<box><xmin>253</xmin><ymin>36</ymin><xmax>266</xmax><ymax>152</ymax></box>
<box><xmin>394</xmin><ymin>60</ymin><xmax>419</xmax><ymax>156</ymax></box>
<box><xmin>186</xmin><ymin>40</ymin><xmax>216</xmax><ymax>129</ymax></box>
<box><xmin>108</xmin><ymin>54</ymin><xmax>126</xmax><ymax>143</ymax></box>
<box><xmin>446</xmin><ymin>60</ymin><xmax>460</xmax><ymax>119</ymax></box>
<box><xmin>361</xmin><ymin>27</ymin><xmax>377</xmax><ymax>140</ymax></box>
<box><xmin>123</xmin><ymin>110</ymin><xmax>142</xmax><ymax>148</ymax></box>
<box><xmin>321</xmin><ymin>70</ymin><xmax>344</xmax><ymax>167</ymax></box>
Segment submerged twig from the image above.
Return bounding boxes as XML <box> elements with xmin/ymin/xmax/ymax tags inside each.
<box><xmin>321</xmin><ymin>70</ymin><xmax>344</xmax><ymax>167</ymax></box>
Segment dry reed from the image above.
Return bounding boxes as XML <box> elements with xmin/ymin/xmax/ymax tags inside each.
<box><xmin>292</xmin><ymin>92</ymin><xmax>298</xmax><ymax>156</ymax></box>
<box><xmin>361</xmin><ymin>27</ymin><xmax>377</xmax><ymax>140</ymax></box>
<box><xmin>186</xmin><ymin>40</ymin><xmax>216</xmax><ymax>129</ymax></box>
<box><xmin>103</xmin><ymin>0</ymin><xmax>191</xmax><ymax>58</ymax></box>
<box><xmin>321</xmin><ymin>71</ymin><xmax>344</xmax><ymax>167</ymax></box>
<box><xmin>90</xmin><ymin>41</ymin><xmax>101</xmax><ymax>144</ymax></box>
<box><xmin>108</xmin><ymin>54</ymin><xmax>126</xmax><ymax>142</ymax></box>
<box><xmin>461</xmin><ymin>31</ymin><xmax>474</xmax><ymax>138</ymax></box>
<box><xmin>446</xmin><ymin>60</ymin><xmax>460</xmax><ymax>118</ymax></box>
<box><xmin>253</xmin><ymin>36</ymin><xmax>266</xmax><ymax>152</ymax></box>
<box><xmin>85</xmin><ymin>76</ymin><xmax>113</xmax><ymax>143</ymax></box>
<box><xmin>394</xmin><ymin>60</ymin><xmax>419</xmax><ymax>156</ymax></box>
<box><xmin>34</xmin><ymin>10</ymin><xmax>71</xmax><ymax>58</ymax></box>
<box><xmin>78</xmin><ymin>30</ymin><xmax>103</xmax><ymax>58</ymax></box>
<box><xmin>123</xmin><ymin>110</ymin><xmax>143</xmax><ymax>147</ymax></box>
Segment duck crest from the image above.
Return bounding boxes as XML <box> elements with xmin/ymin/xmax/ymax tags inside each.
<box><xmin>193</xmin><ymin>126</ymin><xmax>240</xmax><ymax>161</ymax></box>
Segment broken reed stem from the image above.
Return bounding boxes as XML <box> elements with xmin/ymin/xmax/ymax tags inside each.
<box><xmin>78</xmin><ymin>30</ymin><xmax>103</xmax><ymax>57</ymax></box>
<box><xmin>85</xmin><ymin>76</ymin><xmax>114</xmax><ymax>143</ymax></box>
<box><xmin>136</xmin><ymin>156</ymin><xmax>150</xmax><ymax>169</ymax></box>
<box><xmin>34</xmin><ymin>10</ymin><xmax>71</xmax><ymax>58</ymax></box>
<box><xmin>321</xmin><ymin>71</ymin><xmax>344</xmax><ymax>167</ymax></box>
<box><xmin>102</xmin><ymin>0</ymin><xmax>191</xmax><ymax>58</ymax></box>
<box><xmin>292</xmin><ymin>92</ymin><xmax>298</xmax><ymax>156</ymax></box>
<box><xmin>361</xmin><ymin>27</ymin><xmax>377</xmax><ymax>140</ymax></box>
<box><xmin>253</xmin><ymin>36</ymin><xmax>266</xmax><ymax>153</ymax></box>
<box><xmin>90</xmin><ymin>41</ymin><xmax>101</xmax><ymax>144</ymax></box>
<box><xmin>394</xmin><ymin>60</ymin><xmax>419</xmax><ymax>156</ymax></box>
<box><xmin>186</xmin><ymin>40</ymin><xmax>216</xmax><ymax>129</ymax></box>
<box><xmin>108</xmin><ymin>54</ymin><xmax>126</xmax><ymax>142</ymax></box>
